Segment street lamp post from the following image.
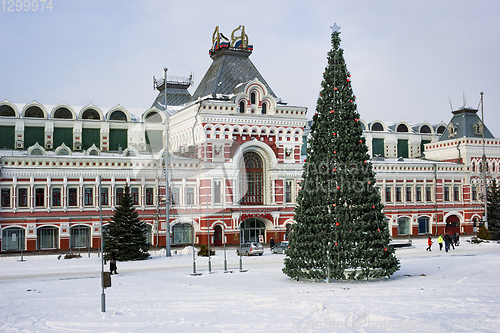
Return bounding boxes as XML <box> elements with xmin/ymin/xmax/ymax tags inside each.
<box><xmin>480</xmin><ymin>92</ymin><xmax>488</xmax><ymax>229</ymax></box>
<box><xmin>163</xmin><ymin>67</ymin><xmax>171</xmax><ymax>257</ymax></box>
<box><xmin>99</xmin><ymin>175</ymin><xmax>106</xmax><ymax>312</ymax></box>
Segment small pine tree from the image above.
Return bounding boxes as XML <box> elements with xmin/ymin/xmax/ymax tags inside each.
<box><xmin>105</xmin><ymin>184</ymin><xmax>150</xmax><ymax>261</ymax></box>
<box><xmin>487</xmin><ymin>179</ymin><xmax>500</xmax><ymax>240</ymax></box>
<box><xmin>283</xmin><ymin>25</ymin><xmax>399</xmax><ymax>281</ymax></box>
<box><xmin>477</xmin><ymin>226</ymin><xmax>491</xmax><ymax>240</ymax></box>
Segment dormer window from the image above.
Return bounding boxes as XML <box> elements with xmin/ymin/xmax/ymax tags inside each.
<box><xmin>473</xmin><ymin>122</ymin><xmax>484</xmax><ymax>136</ymax></box>
<box><xmin>447</xmin><ymin>123</ymin><xmax>457</xmax><ymax>138</ymax></box>
<box><xmin>397</xmin><ymin>124</ymin><xmax>409</xmax><ymax>132</ymax></box>
<box><xmin>262</xmin><ymin>102</ymin><xmax>267</xmax><ymax>114</ymax></box>
<box><xmin>251</xmin><ymin>92</ymin><xmax>256</xmax><ymax>105</ymax></box>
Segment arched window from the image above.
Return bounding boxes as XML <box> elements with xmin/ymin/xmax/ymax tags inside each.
<box><xmin>82</xmin><ymin>109</ymin><xmax>100</xmax><ymax>120</ymax></box>
<box><xmin>397</xmin><ymin>124</ymin><xmax>409</xmax><ymax>132</ymax></box>
<box><xmin>262</xmin><ymin>102</ymin><xmax>267</xmax><ymax>114</ymax></box>
<box><xmin>251</xmin><ymin>92</ymin><xmax>256</xmax><ymax>105</ymax></box>
<box><xmin>30</xmin><ymin>148</ymin><xmax>43</xmax><ymax>156</ymax></box>
<box><xmin>420</xmin><ymin>125</ymin><xmax>431</xmax><ymax>133</ymax></box>
<box><xmin>145</xmin><ymin>111</ymin><xmax>162</xmax><ymax>123</ymax></box>
<box><xmin>239</xmin><ymin>101</ymin><xmax>245</xmax><ymax>114</ymax></box>
<box><xmin>25</xmin><ymin>106</ymin><xmax>44</xmax><ymax>118</ymax></box>
<box><xmin>53</xmin><ymin>108</ymin><xmax>73</xmax><ymax>119</ymax></box>
<box><xmin>240</xmin><ymin>152</ymin><xmax>263</xmax><ymax>205</ymax></box>
<box><xmin>371</xmin><ymin>122</ymin><xmax>384</xmax><ymax>131</ymax></box>
<box><xmin>437</xmin><ymin>125</ymin><xmax>446</xmax><ymax>134</ymax></box>
<box><xmin>0</xmin><ymin>105</ymin><xmax>16</xmax><ymax>117</ymax></box>
<box><xmin>109</xmin><ymin>110</ymin><xmax>127</xmax><ymax>121</ymax></box>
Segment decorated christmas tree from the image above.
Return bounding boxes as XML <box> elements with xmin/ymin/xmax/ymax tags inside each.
<box><xmin>487</xmin><ymin>179</ymin><xmax>500</xmax><ymax>240</ymax></box>
<box><xmin>283</xmin><ymin>24</ymin><xmax>399</xmax><ymax>280</ymax></box>
<box><xmin>105</xmin><ymin>184</ymin><xmax>150</xmax><ymax>261</ymax></box>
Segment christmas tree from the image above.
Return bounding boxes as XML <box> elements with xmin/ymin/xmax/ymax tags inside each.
<box><xmin>105</xmin><ymin>184</ymin><xmax>150</xmax><ymax>261</ymax></box>
<box><xmin>487</xmin><ymin>179</ymin><xmax>500</xmax><ymax>240</ymax></box>
<box><xmin>283</xmin><ymin>24</ymin><xmax>399</xmax><ymax>281</ymax></box>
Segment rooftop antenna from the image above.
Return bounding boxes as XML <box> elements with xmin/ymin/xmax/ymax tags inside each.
<box><xmin>463</xmin><ymin>91</ymin><xmax>466</xmax><ymax>107</ymax></box>
<box><xmin>448</xmin><ymin>95</ymin><xmax>454</xmax><ymax>111</ymax></box>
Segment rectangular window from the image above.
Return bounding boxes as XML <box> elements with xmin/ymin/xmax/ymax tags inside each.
<box><xmin>416</xmin><ymin>186</ymin><xmax>422</xmax><ymax>202</ymax></box>
<box><xmin>84</xmin><ymin>187</ymin><xmax>93</xmax><ymax>206</ymax></box>
<box><xmin>396</xmin><ymin>187</ymin><xmax>402</xmax><ymax>202</ymax></box>
<box><xmin>385</xmin><ymin>187</ymin><xmax>391</xmax><ymax>202</ymax></box>
<box><xmin>285</xmin><ymin>180</ymin><xmax>292</xmax><ymax>203</ymax></box>
<box><xmin>186</xmin><ymin>188</ymin><xmax>194</xmax><ymax>205</ymax></box>
<box><xmin>116</xmin><ymin>187</ymin><xmax>124</xmax><ymax>205</ymax></box>
<box><xmin>444</xmin><ymin>186</ymin><xmax>450</xmax><ymax>201</ymax></box>
<box><xmin>426</xmin><ymin>186</ymin><xmax>432</xmax><ymax>202</ymax></box>
<box><xmin>131</xmin><ymin>188</ymin><xmax>139</xmax><ymax>205</ymax></box>
<box><xmin>406</xmin><ymin>187</ymin><xmax>412</xmax><ymax>202</ymax></box>
<box><xmin>171</xmin><ymin>188</ymin><xmax>179</xmax><ymax>206</ymax></box>
<box><xmin>68</xmin><ymin>188</ymin><xmax>77</xmax><ymax>206</ymax></box>
<box><xmin>18</xmin><ymin>188</ymin><xmax>28</xmax><ymax>207</ymax></box>
<box><xmin>101</xmin><ymin>188</ymin><xmax>109</xmax><ymax>206</ymax></box>
<box><xmin>453</xmin><ymin>186</ymin><xmax>460</xmax><ymax>202</ymax></box>
<box><xmin>146</xmin><ymin>187</ymin><xmax>154</xmax><ymax>206</ymax></box>
<box><xmin>214</xmin><ymin>181</ymin><xmax>221</xmax><ymax>204</ymax></box>
<box><xmin>397</xmin><ymin>139</ymin><xmax>409</xmax><ymax>158</ymax></box>
<box><xmin>35</xmin><ymin>188</ymin><xmax>44</xmax><ymax>207</ymax></box>
<box><xmin>472</xmin><ymin>186</ymin><xmax>477</xmax><ymax>201</ymax></box>
<box><xmin>372</xmin><ymin>138</ymin><xmax>385</xmax><ymax>157</ymax></box>
<box><xmin>1</xmin><ymin>188</ymin><xmax>10</xmax><ymax>207</ymax></box>
<box><xmin>52</xmin><ymin>188</ymin><xmax>61</xmax><ymax>206</ymax></box>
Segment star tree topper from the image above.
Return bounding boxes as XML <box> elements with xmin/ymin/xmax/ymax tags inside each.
<box><xmin>330</xmin><ymin>23</ymin><xmax>341</xmax><ymax>33</ymax></box>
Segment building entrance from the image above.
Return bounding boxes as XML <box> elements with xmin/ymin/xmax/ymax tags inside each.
<box><xmin>445</xmin><ymin>215</ymin><xmax>460</xmax><ymax>234</ymax></box>
<box><xmin>240</xmin><ymin>218</ymin><xmax>266</xmax><ymax>243</ymax></box>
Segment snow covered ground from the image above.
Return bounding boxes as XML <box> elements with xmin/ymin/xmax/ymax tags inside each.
<box><xmin>1</xmin><ymin>237</ymin><xmax>499</xmax><ymax>333</ymax></box>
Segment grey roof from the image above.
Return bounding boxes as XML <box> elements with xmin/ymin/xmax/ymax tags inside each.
<box><xmin>438</xmin><ymin>106</ymin><xmax>495</xmax><ymax>141</ymax></box>
<box><xmin>152</xmin><ymin>87</ymin><xmax>192</xmax><ymax>110</ymax></box>
<box><xmin>190</xmin><ymin>48</ymin><xmax>277</xmax><ymax>101</ymax></box>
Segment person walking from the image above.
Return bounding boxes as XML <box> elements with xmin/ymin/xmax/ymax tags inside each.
<box><xmin>453</xmin><ymin>232</ymin><xmax>459</xmax><ymax>247</ymax></box>
<box><xmin>444</xmin><ymin>234</ymin><xmax>451</xmax><ymax>252</ymax></box>
<box><xmin>270</xmin><ymin>237</ymin><xmax>275</xmax><ymax>251</ymax></box>
<box><xmin>110</xmin><ymin>252</ymin><xmax>118</xmax><ymax>275</ymax></box>
<box><xmin>437</xmin><ymin>234</ymin><xmax>443</xmax><ymax>251</ymax></box>
<box><xmin>449</xmin><ymin>233</ymin><xmax>455</xmax><ymax>250</ymax></box>
<box><xmin>426</xmin><ymin>236</ymin><xmax>433</xmax><ymax>251</ymax></box>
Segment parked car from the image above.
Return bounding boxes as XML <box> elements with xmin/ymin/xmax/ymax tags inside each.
<box><xmin>271</xmin><ymin>241</ymin><xmax>289</xmax><ymax>254</ymax></box>
<box><xmin>237</xmin><ymin>242</ymin><xmax>264</xmax><ymax>256</ymax></box>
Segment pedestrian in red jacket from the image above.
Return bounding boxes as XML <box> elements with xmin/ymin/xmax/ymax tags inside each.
<box><xmin>426</xmin><ymin>237</ymin><xmax>433</xmax><ymax>252</ymax></box>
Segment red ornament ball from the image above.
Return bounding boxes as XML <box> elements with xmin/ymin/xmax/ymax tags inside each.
<box><xmin>336</xmin><ymin>222</ymin><xmax>339</xmax><ymax>226</ymax></box>
<box><xmin>359</xmin><ymin>140</ymin><xmax>362</xmax><ymax>143</ymax></box>
<box><xmin>355</xmin><ymin>119</ymin><xmax>359</xmax><ymax>122</ymax></box>
<box><xmin>377</xmin><ymin>228</ymin><xmax>380</xmax><ymax>232</ymax></box>
<box><xmin>330</xmin><ymin>110</ymin><xmax>334</xmax><ymax>113</ymax></box>
<box><xmin>347</xmin><ymin>79</ymin><xmax>350</xmax><ymax>82</ymax></box>
<box><xmin>334</xmin><ymin>151</ymin><xmax>337</xmax><ymax>154</ymax></box>
<box><xmin>335</xmin><ymin>243</ymin><xmax>338</xmax><ymax>246</ymax></box>
<box><xmin>364</xmin><ymin>160</ymin><xmax>367</xmax><ymax>163</ymax></box>
<box><xmin>384</xmin><ymin>248</ymin><xmax>387</xmax><ymax>251</ymax></box>
<box><xmin>350</xmin><ymin>100</ymin><xmax>353</xmax><ymax>103</ymax></box>
<box><xmin>372</xmin><ymin>205</ymin><xmax>375</xmax><ymax>208</ymax></box>
<box><xmin>334</xmin><ymin>87</ymin><xmax>338</xmax><ymax>91</ymax></box>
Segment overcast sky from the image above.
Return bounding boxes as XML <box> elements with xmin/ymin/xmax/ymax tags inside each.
<box><xmin>1</xmin><ymin>0</ymin><xmax>499</xmax><ymax>136</ymax></box>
